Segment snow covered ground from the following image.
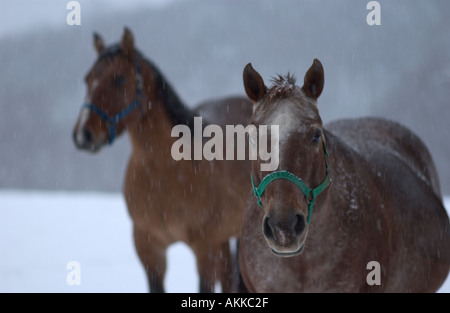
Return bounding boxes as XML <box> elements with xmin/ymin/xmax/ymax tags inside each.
<box><xmin>0</xmin><ymin>190</ymin><xmax>448</xmax><ymax>293</ymax></box>
<box><xmin>0</xmin><ymin>190</ymin><xmax>194</xmax><ymax>293</ymax></box>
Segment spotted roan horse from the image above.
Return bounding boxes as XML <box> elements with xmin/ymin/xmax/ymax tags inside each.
<box><xmin>73</xmin><ymin>28</ymin><xmax>252</xmax><ymax>292</ymax></box>
<box><xmin>239</xmin><ymin>59</ymin><xmax>449</xmax><ymax>292</ymax></box>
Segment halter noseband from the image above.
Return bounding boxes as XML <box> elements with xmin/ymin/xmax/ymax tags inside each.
<box><xmin>82</xmin><ymin>56</ymin><xmax>143</xmax><ymax>145</ymax></box>
<box><xmin>251</xmin><ymin>142</ymin><xmax>331</xmax><ymax>225</ymax></box>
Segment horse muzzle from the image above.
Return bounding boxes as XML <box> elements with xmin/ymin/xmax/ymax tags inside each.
<box><xmin>270</xmin><ymin>243</ymin><xmax>305</xmax><ymax>257</ymax></box>
<box><xmin>262</xmin><ymin>212</ymin><xmax>308</xmax><ymax>257</ymax></box>
<box><xmin>73</xmin><ymin>126</ymin><xmax>106</xmax><ymax>153</ymax></box>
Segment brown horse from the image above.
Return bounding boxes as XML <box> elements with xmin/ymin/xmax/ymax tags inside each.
<box><xmin>239</xmin><ymin>59</ymin><xmax>450</xmax><ymax>292</ymax></box>
<box><xmin>73</xmin><ymin>28</ymin><xmax>252</xmax><ymax>292</ymax></box>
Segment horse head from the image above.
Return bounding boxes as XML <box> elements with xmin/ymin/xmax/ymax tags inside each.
<box><xmin>73</xmin><ymin>28</ymin><xmax>144</xmax><ymax>152</ymax></box>
<box><xmin>243</xmin><ymin>59</ymin><xmax>330</xmax><ymax>257</ymax></box>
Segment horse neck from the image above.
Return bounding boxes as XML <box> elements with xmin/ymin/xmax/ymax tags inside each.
<box><xmin>311</xmin><ymin>129</ymin><xmax>348</xmax><ymax>225</ymax></box>
<box><xmin>313</xmin><ymin>128</ymin><xmax>367</xmax><ymax>227</ymax></box>
<box><xmin>127</xmin><ymin>57</ymin><xmax>194</xmax><ymax>160</ymax></box>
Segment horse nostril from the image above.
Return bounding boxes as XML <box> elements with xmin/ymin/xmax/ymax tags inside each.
<box><xmin>263</xmin><ymin>216</ymin><xmax>274</xmax><ymax>240</ymax></box>
<box><xmin>294</xmin><ymin>214</ymin><xmax>306</xmax><ymax>236</ymax></box>
<box><xmin>83</xmin><ymin>129</ymin><xmax>93</xmax><ymax>144</ymax></box>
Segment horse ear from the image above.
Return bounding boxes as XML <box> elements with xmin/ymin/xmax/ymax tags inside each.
<box><xmin>121</xmin><ymin>27</ymin><xmax>135</xmax><ymax>60</ymax></box>
<box><xmin>302</xmin><ymin>59</ymin><xmax>324</xmax><ymax>100</ymax></box>
<box><xmin>93</xmin><ymin>32</ymin><xmax>105</xmax><ymax>55</ymax></box>
<box><xmin>243</xmin><ymin>63</ymin><xmax>267</xmax><ymax>103</ymax></box>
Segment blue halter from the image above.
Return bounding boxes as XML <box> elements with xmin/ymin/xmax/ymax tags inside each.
<box><xmin>82</xmin><ymin>56</ymin><xmax>143</xmax><ymax>145</ymax></box>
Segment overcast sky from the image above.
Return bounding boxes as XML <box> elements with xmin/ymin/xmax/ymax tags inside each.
<box><xmin>0</xmin><ymin>0</ymin><xmax>179</xmax><ymax>38</ymax></box>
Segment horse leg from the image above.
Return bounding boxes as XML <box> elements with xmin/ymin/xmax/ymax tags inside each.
<box><xmin>133</xmin><ymin>226</ymin><xmax>167</xmax><ymax>293</ymax></box>
<box><xmin>192</xmin><ymin>242</ymin><xmax>235</xmax><ymax>293</ymax></box>
<box><xmin>218</xmin><ymin>241</ymin><xmax>236</xmax><ymax>293</ymax></box>
<box><xmin>191</xmin><ymin>244</ymin><xmax>218</xmax><ymax>293</ymax></box>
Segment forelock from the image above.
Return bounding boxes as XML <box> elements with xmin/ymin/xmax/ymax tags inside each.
<box><xmin>267</xmin><ymin>73</ymin><xmax>297</xmax><ymax>102</ymax></box>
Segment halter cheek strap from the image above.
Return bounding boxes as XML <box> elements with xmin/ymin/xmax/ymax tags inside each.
<box><xmin>82</xmin><ymin>56</ymin><xmax>143</xmax><ymax>145</ymax></box>
<box><xmin>251</xmin><ymin>143</ymin><xmax>331</xmax><ymax>225</ymax></box>
<box><xmin>82</xmin><ymin>99</ymin><xmax>141</xmax><ymax>145</ymax></box>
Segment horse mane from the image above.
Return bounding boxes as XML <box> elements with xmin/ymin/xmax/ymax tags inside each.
<box><xmin>267</xmin><ymin>73</ymin><xmax>297</xmax><ymax>102</ymax></box>
<box><xmin>98</xmin><ymin>44</ymin><xmax>122</xmax><ymax>60</ymax></box>
<box><xmin>97</xmin><ymin>44</ymin><xmax>195</xmax><ymax>131</ymax></box>
<box><xmin>143</xmin><ymin>58</ymin><xmax>196</xmax><ymax>131</ymax></box>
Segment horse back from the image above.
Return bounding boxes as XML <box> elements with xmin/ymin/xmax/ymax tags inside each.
<box><xmin>326</xmin><ymin>117</ymin><xmax>442</xmax><ymax>199</ymax></box>
<box><xmin>194</xmin><ymin>96</ymin><xmax>253</xmax><ymax>127</ymax></box>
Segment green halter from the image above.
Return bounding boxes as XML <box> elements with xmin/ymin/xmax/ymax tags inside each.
<box><xmin>251</xmin><ymin>143</ymin><xmax>331</xmax><ymax>225</ymax></box>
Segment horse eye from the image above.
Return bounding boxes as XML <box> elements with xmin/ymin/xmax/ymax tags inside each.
<box><xmin>311</xmin><ymin>129</ymin><xmax>322</xmax><ymax>144</ymax></box>
<box><xmin>113</xmin><ymin>75</ymin><xmax>126</xmax><ymax>87</ymax></box>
